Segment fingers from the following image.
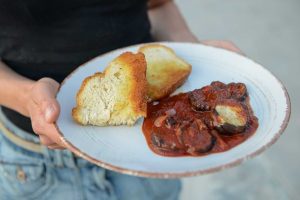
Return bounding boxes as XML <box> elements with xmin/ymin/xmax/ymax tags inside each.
<box><xmin>29</xmin><ymin>100</ymin><xmax>65</xmax><ymax>149</ymax></box>
<box><xmin>201</xmin><ymin>40</ymin><xmax>245</xmax><ymax>55</ymax></box>
<box><xmin>48</xmin><ymin>145</ymin><xmax>65</xmax><ymax>150</ymax></box>
<box><xmin>27</xmin><ymin>78</ymin><xmax>64</xmax><ymax>149</ymax></box>
<box><xmin>31</xmin><ymin>78</ymin><xmax>60</xmax><ymax>123</ymax></box>
<box><xmin>34</xmin><ymin>121</ymin><xmax>66</xmax><ymax>148</ymax></box>
<box><xmin>42</xmin><ymin>100</ymin><xmax>60</xmax><ymax>123</ymax></box>
<box><xmin>39</xmin><ymin>135</ymin><xmax>65</xmax><ymax>149</ymax></box>
<box><xmin>31</xmin><ymin>78</ymin><xmax>59</xmax><ymax>104</ymax></box>
<box><xmin>39</xmin><ymin>135</ymin><xmax>55</xmax><ymax>146</ymax></box>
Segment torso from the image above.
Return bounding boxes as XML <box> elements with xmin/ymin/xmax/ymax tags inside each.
<box><xmin>0</xmin><ymin>0</ymin><xmax>152</xmax><ymax>133</ymax></box>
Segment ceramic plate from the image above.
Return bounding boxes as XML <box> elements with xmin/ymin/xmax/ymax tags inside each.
<box><xmin>56</xmin><ymin>42</ymin><xmax>290</xmax><ymax>178</ymax></box>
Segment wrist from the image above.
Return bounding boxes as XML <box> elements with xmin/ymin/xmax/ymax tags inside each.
<box><xmin>18</xmin><ymin>79</ymin><xmax>35</xmax><ymax>117</ymax></box>
<box><xmin>168</xmin><ymin>30</ymin><xmax>199</xmax><ymax>43</ymax></box>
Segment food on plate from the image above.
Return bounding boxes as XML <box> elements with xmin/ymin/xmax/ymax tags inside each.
<box><xmin>138</xmin><ymin>44</ymin><xmax>191</xmax><ymax>101</ymax></box>
<box><xmin>142</xmin><ymin>81</ymin><xmax>258</xmax><ymax>156</ymax></box>
<box><xmin>72</xmin><ymin>52</ymin><xmax>147</xmax><ymax>126</ymax></box>
<box><xmin>214</xmin><ymin>100</ymin><xmax>248</xmax><ymax>134</ymax></box>
<box><xmin>188</xmin><ymin>82</ymin><xmax>249</xmax><ymax>135</ymax></box>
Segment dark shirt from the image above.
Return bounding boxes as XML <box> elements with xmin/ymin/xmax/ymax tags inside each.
<box><xmin>0</xmin><ymin>0</ymin><xmax>153</xmax><ymax>133</ymax></box>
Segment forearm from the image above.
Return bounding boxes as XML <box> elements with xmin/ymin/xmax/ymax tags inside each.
<box><xmin>148</xmin><ymin>1</ymin><xmax>198</xmax><ymax>42</ymax></box>
<box><xmin>0</xmin><ymin>61</ymin><xmax>34</xmax><ymax>116</ymax></box>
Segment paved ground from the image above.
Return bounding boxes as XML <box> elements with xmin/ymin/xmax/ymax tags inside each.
<box><xmin>175</xmin><ymin>0</ymin><xmax>300</xmax><ymax>199</ymax></box>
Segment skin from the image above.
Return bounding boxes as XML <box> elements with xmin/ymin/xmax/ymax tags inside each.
<box><xmin>0</xmin><ymin>0</ymin><xmax>243</xmax><ymax>149</ymax></box>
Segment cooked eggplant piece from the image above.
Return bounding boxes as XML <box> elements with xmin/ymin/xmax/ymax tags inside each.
<box><xmin>151</xmin><ymin>133</ymin><xmax>165</xmax><ymax>148</ymax></box>
<box><xmin>151</xmin><ymin>133</ymin><xmax>182</xmax><ymax>153</ymax></box>
<box><xmin>174</xmin><ymin>120</ymin><xmax>190</xmax><ymax>145</ymax></box>
<box><xmin>154</xmin><ymin>115</ymin><xmax>168</xmax><ymax>127</ymax></box>
<box><xmin>182</xmin><ymin>119</ymin><xmax>216</xmax><ymax>155</ymax></box>
<box><xmin>165</xmin><ymin>116</ymin><xmax>177</xmax><ymax>129</ymax></box>
<box><xmin>216</xmin><ymin>123</ymin><xmax>245</xmax><ymax>134</ymax></box>
<box><xmin>228</xmin><ymin>82</ymin><xmax>248</xmax><ymax>100</ymax></box>
<box><xmin>188</xmin><ymin>86</ymin><xmax>216</xmax><ymax>111</ymax></box>
<box><xmin>211</xmin><ymin>81</ymin><xmax>227</xmax><ymax>89</ymax></box>
<box><xmin>210</xmin><ymin>130</ymin><xmax>229</xmax><ymax>150</ymax></box>
<box><xmin>214</xmin><ymin>100</ymin><xmax>248</xmax><ymax>135</ymax></box>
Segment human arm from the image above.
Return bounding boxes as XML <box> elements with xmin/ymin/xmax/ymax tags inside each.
<box><xmin>148</xmin><ymin>0</ymin><xmax>243</xmax><ymax>53</ymax></box>
<box><xmin>0</xmin><ymin>61</ymin><xmax>65</xmax><ymax>149</ymax></box>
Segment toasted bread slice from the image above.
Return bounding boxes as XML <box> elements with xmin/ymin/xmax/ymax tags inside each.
<box><xmin>72</xmin><ymin>52</ymin><xmax>147</xmax><ymax>126</ymax></box>
<box><xmin>138</xmin><ymin>44</ymin><xmax>191</xmax><ymax>101</ymax></box>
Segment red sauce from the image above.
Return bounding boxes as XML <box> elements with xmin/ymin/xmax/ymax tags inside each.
<box><xmin>142</xmin><ymin>81</ymin><xmax>258</xmax><ymax>157</ymax></box>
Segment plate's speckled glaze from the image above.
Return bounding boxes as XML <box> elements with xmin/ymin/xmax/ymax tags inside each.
<box><xmin>55</xmin><ymin>42</ymin><xmax>290</xmax><ymax>178</ymax></box>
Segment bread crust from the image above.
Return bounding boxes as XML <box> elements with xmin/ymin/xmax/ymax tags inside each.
<box><xmin>113</xmin><ymin>52</ymin><xmax>147</xmax><ymax>117</ymax></box>
<box><xmin>138</xmin><ymin>44</ymin><xmax>192</xmax><ymax>101</ymax></box>
<box><xmin>72</xmin><ymin>52</ymin><xmax>147</xmax><ymax>125</ymax></box>
<box><xmin>148</xmin><ymin>70</ymin><xmax>190</xmax><ymax>100</ymax></box>
<box><xmin>72</xmin><ymin>72</ymin><xmax>104</xmax><ymax>124</ymax></box>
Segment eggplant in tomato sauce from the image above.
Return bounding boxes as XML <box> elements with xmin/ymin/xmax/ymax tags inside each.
<box><xmin>142</xmin><ymin>81</ymin><xmax>258</xmax><ymax>157</ymax></box>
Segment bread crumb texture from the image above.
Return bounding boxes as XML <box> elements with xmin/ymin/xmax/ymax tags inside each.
<box><xmin>72</xmin><ymin>52</ymin><xmax>147</xmax><ymax>126</ymax></box>
<box><xmin>139</xmin><ymin>44</ymin><xmax>191</xmax><ymax>101</ymax></box>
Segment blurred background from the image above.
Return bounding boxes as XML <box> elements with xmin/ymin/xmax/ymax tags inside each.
<box><xmin>175</xmin><ymin>0</ymin><xmax>300</xmax><ymax>199</ymax></box>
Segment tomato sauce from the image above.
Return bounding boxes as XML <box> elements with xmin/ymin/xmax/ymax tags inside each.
<box><xmin>142</xmin><ymin>81</ymin><xmax>258</xmax><ymax>157</ymax></box>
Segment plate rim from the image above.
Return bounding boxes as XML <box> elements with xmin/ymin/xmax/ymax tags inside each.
<box><xmin>54</xmin><ymin>42</ymin><xmax>291</xmax><ymax>178</ymax></box>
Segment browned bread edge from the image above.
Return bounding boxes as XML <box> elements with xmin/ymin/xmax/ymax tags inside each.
<box><xmin>72</xmin><ymin>52</ymin><xmax>147</xmax><ymax>125</ymax></box>
<box><xmin>138</xmin><ymin>44</ymin><xmax>192</xmax><ymax>101</ymax></box>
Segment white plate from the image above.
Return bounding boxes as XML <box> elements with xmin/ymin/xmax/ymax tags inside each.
<box><xmin>55</xmin><ymin>42</ymin><xmax>290</xmax><ymax>178</ymax></box>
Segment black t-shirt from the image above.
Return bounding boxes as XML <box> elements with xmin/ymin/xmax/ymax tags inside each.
<box><xmin>0</xmin><ymin>0</ymin><xmax>153</xmax><ymax>133</ymax></box>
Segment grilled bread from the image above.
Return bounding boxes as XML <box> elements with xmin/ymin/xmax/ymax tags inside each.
<box><xmin>72</xmin><ymin>52</ymin><xmax>147</xmax><ymax>126</ymax></box>
<box><xmin>138</xmin><ymin>44</ymin><xmax>191</xmax><ymax>101</ymax></box>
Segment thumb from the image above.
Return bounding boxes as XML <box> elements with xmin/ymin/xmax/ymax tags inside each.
<box><xmin>44</xmin><ymin>101</ymin><xmax>60</xmax><ymax>123</ymax></box>
<box><xmin>32</xmin><ymin>78</ymin><xmax>60</xmax><ymax>123</ymax></box>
